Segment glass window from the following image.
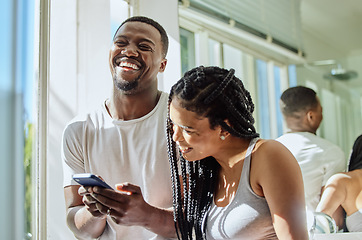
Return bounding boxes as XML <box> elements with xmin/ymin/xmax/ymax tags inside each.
<box><xmin>223</xmin><ymin>44</ymin><xmax>244</xmax><ymax>80</ymax></box>
<box><xmin>288</xmin><ymin>64</ymin><xmax>297</xmax><ymax>87</ymax></box>
<box><xmin>255</xmin><ymin>59</ymin><xmax>271</xmax><ymax>139</ymax></box>
<box><xmin>180</xmin><ymin>28</ymin><xmax>196</xmax><ymax>75</ymax></box>
<box><xmin>208</xmin><ymin>38</ymin><xmax>221</xmax><ymax>67</ymax></box>
<box><xmin>274</xmin><ymin>65</ymin><xmax>284</xmax><ymax>137</ymax></box>
<box><xmin>0</xmin><ymin>0</ymin><xmax>35</xmax><ymax>239</ymax></box>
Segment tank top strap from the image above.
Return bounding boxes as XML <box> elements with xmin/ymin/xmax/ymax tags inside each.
<box><xmin>239</xmin><ymin>137</ymin><xmax>259</xmax><ymax>192</ymax></box>
<box><xmin>243</xmin><ymin>138</ymin><xmax>259</xmax><ymax>166</ymax></box>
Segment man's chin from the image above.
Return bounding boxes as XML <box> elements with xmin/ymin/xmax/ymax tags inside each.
<box><xmin>114</xmin><ymin>78</ymin><xmax>139</xmax><ymax>92</ymax></box>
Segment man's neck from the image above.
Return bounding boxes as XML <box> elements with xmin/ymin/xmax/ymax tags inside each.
<box><xmin>288</xmin><ymin>128</ymin><xmax>316</xmax><ymax>135</ymax></box>
<box><xmin>285</xmin><ymin>117</ymin><xmax>317</xmax><ymax>135</ymax></box>
<box><xmin>106</xmin><ymin>90</ymin><xmax>161</xmax><ymax>121</ymax></box>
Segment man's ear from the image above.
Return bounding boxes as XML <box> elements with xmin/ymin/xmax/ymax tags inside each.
<box><xmin>159</xmin><ymin>59</ymin><xmax>167</xmax><ymax>73</ymax></box>
<box><xmin>306</xmin><ymin>110</ymin><xmax>317</xmax><ymax>125</ymax></box>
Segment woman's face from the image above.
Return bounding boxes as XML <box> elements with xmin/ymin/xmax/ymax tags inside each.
<box><xmin>169</xmin><ymin>97</ymin><xmax>223</xmax><ymax>161</ymax></box>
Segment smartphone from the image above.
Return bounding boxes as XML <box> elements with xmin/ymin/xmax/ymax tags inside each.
<box><xmin>72</xmin><ymin>173</ymin><xmax>113</xmax><ymax>189</ymax></box>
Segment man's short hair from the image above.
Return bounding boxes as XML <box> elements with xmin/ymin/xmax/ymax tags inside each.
<box><xmin>113</xmin><ymin>16</ymin><xmax>169</xmax><ymax>58</ymax></box>
<box><xmin>280</xmin><ymin>86</ymin><xmax>319</xmax><ymax>117</ymax></box>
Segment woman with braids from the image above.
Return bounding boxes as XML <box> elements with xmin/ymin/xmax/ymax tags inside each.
<box><xmin>316</xmin><ymin>134</ymin><xmax>362</xmax><ymax>232</ymax></box>
<box><xmin>166</xmin><ymin>66</ymin><xmax>308</xmax><ymax>240</ymax></box>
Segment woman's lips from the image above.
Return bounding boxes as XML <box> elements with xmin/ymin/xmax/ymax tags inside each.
<box><xmin>179</xmin><ymin>146</ymin><xmax>192</xmax><ymax>154</ymax></box>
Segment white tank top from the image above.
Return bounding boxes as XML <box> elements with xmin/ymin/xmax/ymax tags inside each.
<box><xmin>205</xmin><ymin>138</ymin><xmax>278</xmax><ymax>239</ymax></box>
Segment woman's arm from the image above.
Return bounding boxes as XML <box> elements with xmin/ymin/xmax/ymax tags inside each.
<box><xmin>316</xmin><ymin>174</ymin><xmax>347</xmax><ymax>228</ymax></box>
<box><xmin>253</xmin><ymin>140</ymin><xmax>309</xmax><ymax>240</ymax></box>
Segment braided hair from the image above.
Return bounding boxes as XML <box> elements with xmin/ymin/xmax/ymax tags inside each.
<box><xmin>166</xmin><ymin>66</ymin><xmax>259</xmax><ymax>239</ymax></box>
<box><xmin>348</xmin><ymin>134</ymin><xmax>362</xmax><ymax>171</ymax></box>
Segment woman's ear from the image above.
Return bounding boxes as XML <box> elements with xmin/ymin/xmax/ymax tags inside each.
<box><xmin>219</xmin><ymin>120</ymin><xmax>231</xmax><ymax>140</ymax></box>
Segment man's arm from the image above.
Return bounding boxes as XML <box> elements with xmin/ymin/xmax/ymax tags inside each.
<box><xmin>64</xmin><ymin>185</ymin><xmax>107</xmax><ymax>239</ymax></box>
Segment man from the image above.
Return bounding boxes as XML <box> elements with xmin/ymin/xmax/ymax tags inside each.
<box><xmin>276</xmin><ymin>86</ymin><xmax>346</xmax><ymax>212</ymax></box>
<box><xmin>62</xmin><ymin>16</ymin><xmax>175</xmax><ymax>239</ymax></box>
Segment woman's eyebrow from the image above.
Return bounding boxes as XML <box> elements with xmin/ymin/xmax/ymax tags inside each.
<box><xmin>170</xmin><ymin>119</ymin><xmax>194</xmax><ymax>130</ymax></box>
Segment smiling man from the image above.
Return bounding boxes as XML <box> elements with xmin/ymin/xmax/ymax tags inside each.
<box><xmin>62</xmin><ymin>16</ymin><xmax>175</xmax><ymax>240</ymax></box>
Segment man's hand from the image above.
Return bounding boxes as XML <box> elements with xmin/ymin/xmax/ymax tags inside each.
<box><xmin>76</xmin><ymin>183</ymin><xmax>176</xmax><ymax>238</ymax></box>
<box><xmin>89</xmin><ymin>183</ymin><xmax>152</xmax><ymax>226</ymax></box>
<box><xmin>78</xmin><ymin>186</ymin><xmax>110</xmax><ymax>219</ymax></box>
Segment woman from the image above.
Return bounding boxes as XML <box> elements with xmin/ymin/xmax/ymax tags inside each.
<box><xmin>316</xmin><ymin>134</ymin><xmax>362</xmax><ymax>232</ymax></box>
<box><xmin>166</xmin><ymin>66</ymin><xmax>308</xmax><ymax>239</ymax></box>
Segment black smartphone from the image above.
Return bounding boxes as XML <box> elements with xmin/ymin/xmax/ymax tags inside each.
<box><xmin>72</xmin><ymin>173</ymin><xmax>113</xmax><ymax>189</ymax></box>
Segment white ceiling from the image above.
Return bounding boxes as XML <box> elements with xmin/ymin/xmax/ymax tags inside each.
<box><xmin>300</xmin><ymin>0</ymin><xmax>362</xmax><ymax>91</ymax></box>
<box><xmin>301</xmin><ymin>0</ymin><xmax>362</xmax><ymax>59</ymax></box>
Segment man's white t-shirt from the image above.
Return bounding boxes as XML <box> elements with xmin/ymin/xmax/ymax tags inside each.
<box><xmin>62</xmin><ymin>92</ymin><xmax>173</xmax><ymax>240</ymax></box>
<box><xmin>276</xmin><ymin>132</ymin><xmax>346</xmax><ymax>211</ymax></box>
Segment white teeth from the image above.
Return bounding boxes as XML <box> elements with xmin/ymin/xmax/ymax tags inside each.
<box><xmin>180</xmin><ymin>147</ymin><xmax>191</xmax><ymax>153</ymax></box>
<box><xmin>119</xmin><ymin>61</ymin><xmax>139</xmax><ymax>70</ymax></box>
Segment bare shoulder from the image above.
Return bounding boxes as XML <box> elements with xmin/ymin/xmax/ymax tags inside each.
<box><xmin>253</xmin><ymin>139</ymin><xmax>297</xmax><ymax>164</ymax></box>
<box><xmin>251</xmin><ymin>139</ymin><xmax>301</xmax><ymax>178</ymax></box>
<box><xmin>250</xmin><ymin>139</ymin><xmax>304</xmax><ymax>198</ymax></box>
<box><xmin>326</xmin><ymin>171</ymin><xmax>360</xmax><ymax>187</ymax></box>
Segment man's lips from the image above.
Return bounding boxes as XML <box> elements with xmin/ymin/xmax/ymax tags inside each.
<box><xmin>115</xmin><ymin>57</ymin><xmax>140</xmax><ymax>70</ymax></box>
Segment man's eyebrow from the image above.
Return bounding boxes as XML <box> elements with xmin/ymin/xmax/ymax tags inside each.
<box><xmin>114</xmin><ymin>35</ymin><xmax>155</xmax><ymax>46</ymax></box>
<box><xmin>139</xmin><ymin>38</ymin><xmax>156</xmax><ymax>46</ymax></box>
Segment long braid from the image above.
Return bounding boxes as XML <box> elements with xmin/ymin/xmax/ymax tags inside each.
<box><xmin>166</xmin><ymin>98</ymin><xmax>186</xmax><ymax>239</ymax></box>
<box><xmin>167</xmin><ymin>66</ymin><xmax>259</xmax><ymax>239</ymax></box>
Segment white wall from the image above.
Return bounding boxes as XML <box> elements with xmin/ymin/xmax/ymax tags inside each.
<box><xmin>47</xmin><ymin>0</ymin><xmax>180</xmax><ymax>239</ymax></box>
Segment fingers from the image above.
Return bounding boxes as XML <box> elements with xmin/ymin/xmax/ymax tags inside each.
<box><xmin>78</xmin><ymin>185</ymin><xmax>92</xmax><ymax>196</ymax></box>
<box><xmin>115</xmin><ymin>182</ymin><xmax>142</xmax><ymax>195</ymax></box>
<box><xmin>95</xmin><ymin>202</ymin><xmax>110</xmax><ymax>215</ymax></box>
<box><xmin>80</xmin><ymin>183</ymin><xmax>147</xmax><ymax>226</ymax></box>
<box><xmin>83</xmin><ymin>195</ymin><xmax>105</xmax><ymax>218</ymax></box>
<box><xmin>90</xmin><ymin>191</ymin><xmax>126</xmax><ymax>208</ymax></box>
<box><xmin>81</xmin><ymin>189</ymin><xmax>112</xmax><ymax>218</ymax></box>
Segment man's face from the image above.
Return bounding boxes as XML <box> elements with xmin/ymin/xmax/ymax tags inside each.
<box><xmin>313</xmin><ymin>97</ymin><xmax>323</xmax><ymax>129</ymax></box>
<box><xmin>109</xmin><ymin>21</ymin><xmax>167</xmax><ymax>94</ymax></box>
<box><xmin>309</xmin><ymin>97</ymin><xmax>323</xmax><ymax>132</ymax></box>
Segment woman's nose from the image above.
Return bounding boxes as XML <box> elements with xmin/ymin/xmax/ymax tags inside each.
<box><xmin>172</xmin><ymin>125</ymin><xmax>183</xmax><ymax>142</ymax></box>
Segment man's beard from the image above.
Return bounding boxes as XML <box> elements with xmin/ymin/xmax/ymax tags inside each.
<box><xmin>114</xmin><ymin>77</ymin><xmax>139</xmax><ymax>92</ymax></box>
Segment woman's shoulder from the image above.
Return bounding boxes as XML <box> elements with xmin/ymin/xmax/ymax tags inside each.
<box><xmin>252</xmin><ymin>139</ymin><xmax>300</xmax><ymax>170</ymax></box>
<box><xmin>325</xmin><ymin>172</ymin><xmax>352</xmax><ymax>186</ymax></box>
<box><xmin>253</xmin><ymin>139</ymin><xmax>293</xmax><ymax>159</ymax></box>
